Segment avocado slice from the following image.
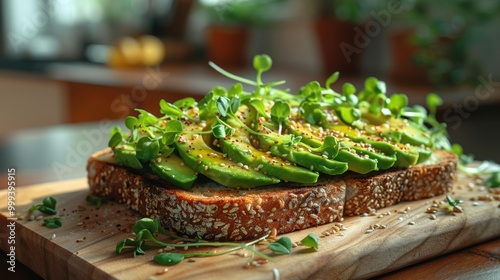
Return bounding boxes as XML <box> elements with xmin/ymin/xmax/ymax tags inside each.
<box><xmin>175</xmin><ymin>122</ymin><xmax>279</xmax><ymax>188</ymax></box>
<box><xmin>257</xmin><ymin>132</ymin><xmax>348</xmax><ymax>175</ymax></box>
<box><xmin>113</xmin><ymin>145</ymin><xmax>143</xmax><ymax>170</ymax></box>
<box><xmin>219</xmin><ymin>128</ymin><xmax>319</xmax><ymax>184</ymax></box>
<box><xmin>150</xmin><ymin>153</ymin><xmax>197</xmax><ymax>190</ymax></box>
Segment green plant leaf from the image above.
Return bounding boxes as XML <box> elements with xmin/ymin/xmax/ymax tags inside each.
<box><xmin>136</xmin><ymin>137</ymin><xmax>160</xmax><ymax>162</ymax></box>
<box><xmin>484</xmin><ymin>172</ymin><xmax>500</xmax><ymax>188</ymax></box>
<box><xmin>136</xmin><ymin>109</ymin><xmax>159</xmax><ymax>125</ymax></box>
<box><xmin>230</xmin><ymin>96</ymin><xmax>241</xmax><ymax>114</ymax></box>
<box><xmin>217</xmin><ymin>96</ymin><xmax>230</xmax><ymax>117</ymax></box>
<box><xmin>108</xmin><ymin>131</ymin><xmax>123</xmax><ymax>148</ymax></box>
<box><xmin>43</xmin><ymin>217</ymin><xmax>62</xmax><ymax>228</ymax></box>
<box><xmin>125</xmin><ymin>116</ymin><xmax>139</xmax><ymax>130</ymax></box>
<box><xmin>301</xmin><ymin>233</ymin><xmax>319</xmax><ymax>250</ymax></box>
<box><xmin>313</xmin><ymin>136</ymin><xmax>339</xmax><ymax>158</ymax></box>
<box><xmin>269</xmin><ymin>236</ymin><xmax>292</xmax><ymax>254</ymax></box>
<box><xmin>253</xmin><ymin>54</ymin><xmax>272</xmax><ymax>73</ymax></box>
<box><xmin>173</xmin><ymin>97</ymin><xmax>196</xmax><ymax>109</ymax></box>
<box><xmin>212</xmin><ymin>123</ymin><xmax>226</xmax><ymax>138</ymax></box>
<box><xmin>388</xmin><ymin>94</ymin><xmax>408</xmax><ymax>116</ymax></box>
<box><xmin>38</xmin><ymin>206</ymin><xmax>56</xmax><ymax>215</ymax></box>
<box><xmin>43</xmin><ymin>196</ymin><xmax>57</xmax><ymax>209</ymax></box>
<box><xmin>426</xmin><ymin>93</ymin><xmax>443</xmax><ymax>117</ymax></box>
<box><xmin>446</xmin><ymin>195</ymin><xmax>463</xmax><ymax>207</ymax></box>
<box><xmin>336</xmin><ymin>106</ymin><xmax>361</xmax><ymax>125</ymax></box>
<box><xmin>154</xmin><ymin>253</ymin><xmax>185</xmax><ymax>266</ymax></box>
<box><xmin>247</xmin><ymin>98</ymin><xmax>268</xmax><ymax>117</ymax></box>
<box><xmin>133</xmin><ymin>218</ymin><xmax>158</xmax><ymax>236</ymax></box>
<box><xmin>86</xmin><ymin>195</ymin><xmax>108</xmax><ymax>207</ymax></box>
<box><xmin>325</xmin><ymin>71</ymin><xmax>339</xmax><ymax>89</ymax></box>
<box><xmin>159</xmin><ymin>100</ymin><xmax>183</xmax><ymax>119</ymax></box>
<box><xmin>270</xmin><ymin>100</ymin><xmax>290</xmax><ymax>125</ymax></box>
<box><xmin>228</xmin><ymin>83</ymin><xmax>243</xmax><ymax>98</ymax></box>
<box><xmin>342</xmin><ymin>82</ymin><xmax>356</xmax><ymax>97</ymax></box>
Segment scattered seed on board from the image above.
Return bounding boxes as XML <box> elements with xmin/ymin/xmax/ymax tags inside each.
<box><xmin>408</xmin><ymin>221</ymin><xmax>416</xmax><ymax>225</ymax></box>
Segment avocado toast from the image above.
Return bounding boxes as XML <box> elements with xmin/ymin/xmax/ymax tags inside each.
<box><xmin>87</xmin><ymin>55</ymin><xmax>457</xmax><ymax>241</ymax></box>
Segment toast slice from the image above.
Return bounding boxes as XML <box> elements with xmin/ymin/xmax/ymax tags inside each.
<box><xmin>87</xmin><ymin>148</ymin><xmax>457</xmax><ymax>241</ymax></box>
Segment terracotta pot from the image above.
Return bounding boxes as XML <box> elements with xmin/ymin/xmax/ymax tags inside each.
<box><xmin>314</xmin><ymin>18</ymin><xmax>361</xmax><ymax>76</ymax></box>
<box><xmin>206</xmin><ymin>26</ymin><xmax>249</xmax><ymax>68</ymax></box>
<box><xmin>389</xmin><ymin>28</ymin><xmax>429</xmax><ymax>85</ymax></box>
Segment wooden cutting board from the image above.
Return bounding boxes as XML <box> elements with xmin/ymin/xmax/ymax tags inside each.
<box><xmin>1</xmin><ymin>173</ymin><xmax>499</xmax><ymax>280</ymax></box>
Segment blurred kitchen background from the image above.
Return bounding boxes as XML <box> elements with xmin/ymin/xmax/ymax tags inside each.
<box><xmin>1</xmin><ymin>0</ymin><xmax>500</xmax><ymax>185</ymax></box>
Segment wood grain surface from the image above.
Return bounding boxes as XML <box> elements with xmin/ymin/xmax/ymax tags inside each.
<box><xmin>0</xmin><ymin>172</ymin><xmax>499</xmax><ymax>280</ymax></box>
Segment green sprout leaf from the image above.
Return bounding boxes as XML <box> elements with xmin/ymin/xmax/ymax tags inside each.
<box><xmin>43</xmin><ymin>217</ymin><xmax>62</xmax><ymax>228</ymax></box>
<box><xmin>173</xmin><ymin>97</ymin><xmax>196</xmax><ymax>109</ymax></box>
<box><xmin>116</xmin><ymin>238</ymin><xmax>138</xmax><ymax>254</ymax></box>
<box><xmin>217</xmin><ymin>96</ymin><xmax>230</xmax><ymax>117</ymax></box>
<box><xmin>300</xmin><ymin>233</ymin><xmax>319</xmax><ymax>250</ymax></box>
<box><xmin>342</xmin><ymin>82</ymin><xmax>356</xmax><ymax>97</ymax></box>
<box><xmin>312</xmin><ymin>136</ymin><xmax>339</xmax><ymax>159</ymax></box>
<box><xmin>86</xmin><ymin>195</ymin><xmax>108</xmax><ymax>207</ymax></box>
<box><xmin>484</xmin><ymin>172</ymin><xmax>500</xmax><ymax>188</ymax></box>
<box><xmin>29</xmin><ymin>196</ymin><xmax>57</xmax><ymax>215</ymax></box>
<box><xmin>247</xmin><ymin>98</ymin><xmax>268</xmax><ymax>117</ymax></box>
<box><xmin>136</xmin><ymin>137</ymin><xmax>160</xmax><ymax>162</ymax></box>
<box><xmin>154</xmin><ymin>253</ymin><xmax>185</xmax><ymax>266</ymax></box>
<box><xmin>125</xmin><ymin>116</ymin><xmax>139</xmax><ymax>130</ymax></box>
<box><xmin>325</xmin><ymin>71</ymin><xmax>339</xmax><ymax>89</ymax></box>
<box><xmin>336</xmin><ymin>106</ymin><xmax>361</xmax><ymax>125</ymax></box>
<box><xmin>212</xmin><ymin>123</ymin><xmax>227</xmax><ymax>138</ymax></box>
<box><xmin>388</xmin><ymin>94</ymin><xmax>408</xmax><ymax>116</ymax></box>
<box><xmin>228</xmin><ymin>83</ymin><xmax>243</xmax><ymax>98</ymax></box>
<box><xmin>43</xmin><ymin>196</ymin><xmax>57</xmax><ymax>209</ymax></box>
<box><xmin>160</xmin><ymin>100</ymin><xmax>183</xmax><ymax>119</ymax></box>
<box><xmin>136</xmin><ymin>109</ymin><xmax>159</xmax><ymax>126</ymax></box>
<box><xmin>271</xmin><ymin>100</ymin><xmax>290</xmax><ymax>134</ymax></box>
<box><xmin>426</xmin><ymin>93</ymin><xmax>443</xmax><ymax>117</ymax></box>
<box><xmin>162</xmin><ymin>120</ymin><xmax>183</xmax><ymax>146</ymax></box>
<box><xmin>269</xmin><ymin>236</ymin><xmax>292</xmax><ymax>255</ymax></box>
<box><xmin>446</xmin><ymin>195</ymin><xmax>463</xmax><ymax>208</ymax></box>
<box><xmin>253</xmin><ymin>54</ymin><xmax>272</xmax><ymax>73</ymax></box>
<box><xmin>133</xmin><ymin>218</ymin><xmax>159</xmax><ymax>236</ymax></box>
<box><xmin>108</xmin><ymin>131</ymin><xmax>123</xmax><ymax>148</ymax></box>
<box><xmin>230</xmin><ymin>96</ymin><xmax>241</xmax><ymax>114</ymax></box>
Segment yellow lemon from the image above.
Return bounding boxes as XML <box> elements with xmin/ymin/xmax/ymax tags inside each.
<box><xmin>139</xmin><ymin>35</ymin><xmax>165</xmax><ymax>66</ymax></box>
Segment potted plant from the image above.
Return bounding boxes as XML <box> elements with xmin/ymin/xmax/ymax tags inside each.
<box><xmin>312</xmin><ymin>0</ymin><xmax>374</xmax><ymax>76</ymax></box>
<box><xmin>199</xmin><ymin>0</ymin><xmax>285</xmax><ymax>68</ymax></box>
<box><xmin>388</xmin><ymin>0</ymin><xmax>500</xmax><ymax>88</ymax></box>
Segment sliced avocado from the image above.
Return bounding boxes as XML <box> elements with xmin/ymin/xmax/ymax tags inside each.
<box><xmin>219</xmin><ymin>128</ymin><xmax>319</xmax><ymax>184</ymax></box>
<box><xmin>257</xmin><ymin>133</ymin><xmax>348</xmax><ymax>175</ymax></box>
<box><xmin>113</xmin><ymin>145</ymin><xmax>143</xmax><ymax>169</ymax></box>
<box><xmin>175</xmin><ymin>123</ymin><xmax>279</xmax><ymax>188</ymax></box>
<box><xmin>416</xmin><ymin>146</ymin><xmax>433</xmax><ymax>164</ymax></box>
<box><xmin>286</xmin><ymin>122</ymin><xmax>381</xmax><ymax>173</ymax></box>
<box><xmin>327</xmin><ymin>124</ymin><xmax>420</xmax><ymax>168</ymax></box>
<box><xmin>150</xmin><ymin>153</ymin><xmax>197</xmax><ymax>190</ymax></box>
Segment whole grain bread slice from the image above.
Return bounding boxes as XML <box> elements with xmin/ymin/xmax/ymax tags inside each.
<box><xmin>87</xmin><ymin>149</ymin><xmax>457</xmax><ymax>241</ymax></box>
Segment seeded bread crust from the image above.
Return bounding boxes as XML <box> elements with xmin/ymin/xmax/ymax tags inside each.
<box><xmin>343</xmin><ymin>150</ymin><xmax>457</xmax><ymax>216</ymax></box>
<box><xmin>87</xmin><ymin>149</ymin><xmax>457</xmax><ymax>241</ymax></box>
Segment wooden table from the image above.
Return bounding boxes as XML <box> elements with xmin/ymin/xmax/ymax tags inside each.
<box><xmin>1</xmin><ymin>121</ymin><xmax>499</xmax><ymax>279</ymax></box>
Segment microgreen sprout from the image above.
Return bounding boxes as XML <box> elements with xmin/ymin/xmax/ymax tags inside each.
<box><xmin>86</xmin><ymin>195</ymin><xmax>108</xmax><ymax>207</ymax></box>
<box><xmin>43</xmin><ymin>217</ymin><xmax>62</xmax><ymax>228</ymax></box>
<box><xmin>300</xmin><ymin>233</ymin><xmax>319</xmax><ymax>250</ymax></box>
<box><xmin>268</xmin><ymin>236</ymin><xmax>292</xmax><ymax>255</ymax></box>
<box><xmin>270</xmin><ymin>100</ymin><xmax>290</xmax><ymax>135</ymax></box>
<box><xmin>444</xmin><ymin>195</ymin><xmax>464</xmax><ymax>213</ymax></box>
<box><xmin>29</xmin><ymin>196</ymin><xmax>57</xmax><ymax>215</ymax></box>
<box><xmin>484</xmin><ymin>172</ymin><xmax>500</xmax><ymax>188</ymax></box>
<box><xmin>117</xmin><ymin>218</ymin><xmax>319</xmax><ymax>266</ymax></box>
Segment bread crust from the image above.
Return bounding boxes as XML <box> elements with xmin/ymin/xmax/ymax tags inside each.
<box><xmin>87</xmin><ymin>149</ymin><xmax>457</xmax><ymax>240</ymax></box>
